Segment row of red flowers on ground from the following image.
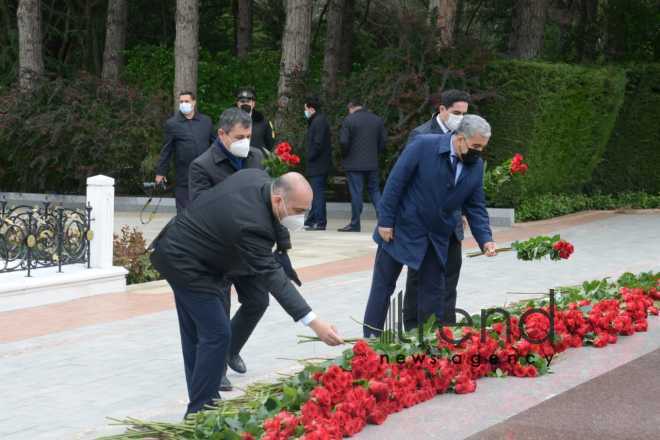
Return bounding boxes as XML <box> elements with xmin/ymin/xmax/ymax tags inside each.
<box><xmin>256</xmin><ymin>281</ymin><xmax>660</xmax><ymax>440</ymax></box>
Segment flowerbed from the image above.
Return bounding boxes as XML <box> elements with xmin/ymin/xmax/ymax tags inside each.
<box><xmin>105</xmin><ymin>272</ymin><xmax>660</xmax><ymax>440</ymax></box>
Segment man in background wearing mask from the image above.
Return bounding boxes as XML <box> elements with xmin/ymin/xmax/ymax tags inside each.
<box><xmin>150</xmin><ymin>169</ymin><xmax>343</xmax><ymax>417</ymax></box>
<box><xmin>188</xmin><ymin>108</ymin><xmax>299</xmax><ymax>391</ymax></box>
<box><xmin>155</xmin><ymin>91</ymin><xmax>215</xmax><ymax>213</ymax></box>
<box><xmin>400</xmin><ymin>89</ymin><xmax>471</xmax><ymax>332</ymax></box>
<box><xmin>302</xmin><ymin>95</ymin><xmax>332</xmax><ymax>231</ymax></box>
<box><xmin>362</xmin><ymin>115</ymin><xmax>497</xmax><ymax>338</ymax></box>
<box><xmin>235</xmin><ymin>87</ymin><xmax>275</xmax><ymax>153</ymax></box>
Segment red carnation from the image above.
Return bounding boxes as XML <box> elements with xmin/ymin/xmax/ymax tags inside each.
<box><xmin>509</xmin><ymin>153</ymin><xmax>529</xmax><ymax>175</ymax></box>
<box><xmin>367</xmin><ymin>407</ymin><xmax>388</xmax><ymax>425</ymax></box>
<box><xmin>288</xmin><ymin>154</ymin><xmax>301</xmax><ymax>165</ymax></box>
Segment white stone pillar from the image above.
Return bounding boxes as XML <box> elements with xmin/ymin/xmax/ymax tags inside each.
<box><xmin>86</xmin><ymin>175</ymin><xmax>115</xmax><ymax>269</ymax></box>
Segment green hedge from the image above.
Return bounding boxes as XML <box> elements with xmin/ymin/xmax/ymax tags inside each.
<box><xmin>516</xmin><ymin>192</ymin><xmax>660</xmax><ymax>222</ymax></box>
<box><xmin>479</xmin><ymin>61</ymin><xmax>627</xmax><ymax>206</ymax></box>
<box><xmin>0</xmin><ymin>74</ymin><xmax>169</xmax><ymax>195</ymax></box>
<box><xmin>590</xmin><ymin>64</ymin><xmax>660</xmax><ymax>194</ymax></box>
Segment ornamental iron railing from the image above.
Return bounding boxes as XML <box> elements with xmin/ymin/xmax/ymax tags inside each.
<box><xmin>0</xmin><ymin>200</ymin><xmax>93</xmax><ymax>276</ymax></box>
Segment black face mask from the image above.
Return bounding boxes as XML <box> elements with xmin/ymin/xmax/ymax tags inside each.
<box><xmin>460</xmin><ymin>148</ymin><xmax>481</xmax><ymax>165</ymax></box>
<box><xmin>239</xmin><ymin>104</ymin><xmax>252</xmax><ymax>114</ymax></box>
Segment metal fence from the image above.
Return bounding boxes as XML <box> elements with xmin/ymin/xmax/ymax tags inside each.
<box><xmin>0</xmin><ymin>200</ymin><xmax>93</xmax><ymax>276</ymax></box>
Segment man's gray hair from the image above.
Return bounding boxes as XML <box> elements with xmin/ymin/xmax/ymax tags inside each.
<box><xmin>218</xmin><ymin>107</ymin><xmax>252</xmax><ymax>133</ymax></box>
<box><xmin>456</xmin><ymin>114</ymin><xmax>492</xmax><ymax>138</ymax></box>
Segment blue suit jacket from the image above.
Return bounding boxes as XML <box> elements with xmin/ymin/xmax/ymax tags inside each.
<box><xmin>374</xmin><ymin>133</ymin><xmax>492</xmax><ymax>270</ymax></box>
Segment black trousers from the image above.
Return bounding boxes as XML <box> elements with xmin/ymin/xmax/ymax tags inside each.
<box><xmin>403</xmin><ymin>235</ymin><xmax>462</xmax><ymax>331</ymax></box>
<box><xmin>171</xmin><ymin>284</ymin><xmax>230</xmax><ymax>416</ymax></box>
<box><xmin>218</xmin><ymin>276</ymin><xmax>270</xmax><ymax>375</ymax></box>
<box><xmin>363</xmin><ymin>245</ymin><xmax>446</xmax><ymax>337</ymax></box>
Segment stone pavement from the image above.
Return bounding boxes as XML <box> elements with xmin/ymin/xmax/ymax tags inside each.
<box><xmin>1</xmin><ymin>211</ymin><xmax>659</xmax><ymax>439</ymax></box>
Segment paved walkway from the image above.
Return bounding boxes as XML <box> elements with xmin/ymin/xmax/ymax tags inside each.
<box><xmin>1</xmin><ymin>210</ymin><xmax>659</xmax><ymax>439</ymax></box>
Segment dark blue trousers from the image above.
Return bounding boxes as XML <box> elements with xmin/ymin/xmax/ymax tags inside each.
<box><xmin>363</xmin><ymin>244</ymin><xmax>447</xmax><ymax>337</ymax></box>
<box><xmin>347</xmin><ymin>171</ymin><xmax>381</xmax><ymax>228</ymax></box>
<box><xmin>171</xmin><ymin>284</ymin><xmax>231</xmax><ymax>416</ymax></box>
<box><xmin>306</xmin><ymin>174</ymin><xmax>328</xmax><ymax>227</ymax></box>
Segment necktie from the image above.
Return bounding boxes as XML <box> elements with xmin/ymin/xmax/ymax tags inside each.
<box><xmin>450</xmin><ymin>155</ymin><xmax>458</xmax><ymax>176</ymax></box>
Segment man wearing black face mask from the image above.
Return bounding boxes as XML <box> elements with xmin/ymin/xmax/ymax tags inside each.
<box><xmin>363</xmin><ymin>115</ymin><xmax>498</xmax><ymax>337</ymax></box>
<box><xmin>235</xmin><ymin>87</ymin><xmax>275</xmax><ymax>153</ymax></box>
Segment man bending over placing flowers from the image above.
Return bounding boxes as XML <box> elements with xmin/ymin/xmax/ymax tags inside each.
<box><xmin>363</xmin><ymin>115</ymin><xmax>498</xmax><ymax>337</ymax></box>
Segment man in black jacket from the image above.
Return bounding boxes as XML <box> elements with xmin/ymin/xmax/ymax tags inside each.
<box><xmin>303</xmin><ymin>96</ymin><xmax>332</xmax><ymax>231</ymax></box>
<box><xmin>150</xmin><ymin>169</ymin><xmax>343</xmax><ymax>417</ymax></box>
<box><xmin>235</xmin><ymin>87</ymin><xmax>275</xmax><ymax>152</ymax></box>
<box><xmin>338</xmin><ymin>99</ymin><xmax>387</xmax><ymax>232</ymax></box>
<box><xmin>188</xmin><ymin>108</ymin><xmax>292</xmax><ymax>392</ymax></box>
<box><xmin>155</xmin><ymin>91</ymin><xmax>215</xmax><ymax>213</ymax></box>
<box><xmin>401</xmin><ymin>89</ymin><xmax>471</xmax><ymax>331</ymax></box>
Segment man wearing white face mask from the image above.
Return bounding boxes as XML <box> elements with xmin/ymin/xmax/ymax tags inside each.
<box><xmin>188</xmin><ymin>108</ymin><xmax>301</xmax><ymax>392</ymax></box>
<box><xmin>398</xmin><ymin>89</ymin><xmax>471</xmax><ymax>332</ymax></box>
<box><xmin>155</xmin><ymin>91</ymin><xmax>215</xmax><ymax>213</ymax></box>
<box><xmin>149</xmin><ymin>169</ymin><xmax>343</xmax><ymax>417</ymax></box>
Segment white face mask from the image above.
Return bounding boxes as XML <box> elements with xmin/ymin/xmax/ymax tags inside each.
<box><xmin>445</xmin><ymin>113</ymin><xmax>463</xmax><ymax>131</ymax></box>
<box><xmin>179</xmin><ymin>102</ymin><xmax>193</xmax><ymax>114</ymax></box>
<box><xmin>228</xmin><ymin>138</ymin><xmax>250</xmax><ymax>158</ymax></box>
<box><xmin>279</xmin><ymin>197</ymin><xmax>305</xmax><ymax>231</ymax></box>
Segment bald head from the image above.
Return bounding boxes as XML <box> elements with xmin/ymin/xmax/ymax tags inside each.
<box><xmin>271</xmin><ymin>172</ymin><xmax>313</xmax><ymax>221</ymax></box>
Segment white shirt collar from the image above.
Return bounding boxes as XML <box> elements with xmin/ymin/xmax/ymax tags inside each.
<box><xmin>436</xmin><ymin>114</ymin><xmax>450</xmax><ymax>134</ymax></box>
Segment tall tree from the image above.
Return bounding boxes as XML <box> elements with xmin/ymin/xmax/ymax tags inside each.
<box><xmin>234</xmin><ymin>0</ymin><xmax>252</xmax><ymax>58</ymax></box>
<box><xmin>576</xmin><ymin>0</ymin><xmax>598</xmax><ymax>62</ymax></box>
<box><xmin>429</xmin><ymin>0</ymin><xmax>458</xmax><ymax>49</ymax></box>
<box><xmin>322</xmin><ymin>0</ymin><xmax>344</xmax><ymax>97</ymax></box>
<box><xmin>508</xmin><ymin>0</ymin><xmax>549</xmax><ymax>59</ymax></box>
<box><xmin>338</xmin><ymin>0</ymin><xmax>354</xmax><ymax>75</ymax></box>
<box><xmin>101</xmin><ymin>0</ymin><xmax>128</xmax><ymax>81</ymax></box>
<box><xmin>17</xmin><ymin>0</ymin><xmax>44</xmax><ymax>91</ymax></box>
<box><xmin>276</xmin><ymin>0</ymin><xmax>312</xmax><ymax>123</ymax></box>
<box><xmin>174</xmin><ymin>0</ymin><xmax>199</xmax><ymax>108</ymax></box>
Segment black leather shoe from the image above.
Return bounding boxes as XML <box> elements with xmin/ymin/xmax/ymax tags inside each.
<box><xmin>227</xmin><ymin>354</ymin><xmax>247</xmax><ymax>374</ymax></box>
<box><xmin>337</xmin><ymin>224</ymin><xmax>360</xmax><ymax>232</ymax></box>
<box><xmin>219</xmin><ymin>375</ymin><xmax>233</xmax><ymax>391</ymax></box>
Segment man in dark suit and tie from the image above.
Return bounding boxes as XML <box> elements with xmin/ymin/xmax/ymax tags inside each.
<box><xmin>363</xmin><ymin>115</ymin><xmax>498</xmax><ymax>337</ymax></box>
<box><xmin>402</xmin><ymin>90</ymin><xmax>471</xmax><ymax>331</ymax></box>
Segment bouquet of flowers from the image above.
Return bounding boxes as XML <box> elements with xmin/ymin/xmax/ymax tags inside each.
<box><xmin>483</xmin><ymin>153</ymin><xmax>528</xmax><ymax>200</ymax></box>
<box><xmin>263</xmin><ymin>141</ymin><xmax>301</xmax><ymax>177</ymax></box>
<box><xmin>511</xmin><ymin>234</ymin><xmax>575</xmax><ymax>261</ymax></box>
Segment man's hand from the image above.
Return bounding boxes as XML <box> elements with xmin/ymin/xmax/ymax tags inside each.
<box><xmin>378</xmin><ymin>227</ymin><xmax>394</xmax><ymax>242</ymax></box>
<box><xmin>483</xmin><ymin>241</ymin><xmax>498</xmax><ymax>257</ymax></box>
<box><xmin>309</xmin><ymin>318</ymin><xmax>344</xmax><ymax>346</ymax></box>
<box><xmin>273</xmin><ymin>250</ymin><xmax>302</xmax><ymax>286</ymax></box>
<box><xmin>155</xmin><ymin>175</ymin><xmax>166</xmax><ymax>185</ymax></box>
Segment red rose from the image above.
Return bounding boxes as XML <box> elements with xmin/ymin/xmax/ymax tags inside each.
<box><xmin>280</xmin><ymin>151</ymin><xmax>292</xmax><ymax>162</ymax></box>
<box><xmin>276</xmin><ymin>142</ymin><xmax>292</xmax><ymax>155</ymax></box>
<box><xmin>288</xmin><ymin>154</ymin><xmax>301</xmax><ymax>165</ymax></box>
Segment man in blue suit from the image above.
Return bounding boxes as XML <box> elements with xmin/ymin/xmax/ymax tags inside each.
<box><xmin>363</xmin><ymin>115</ymin><xmax>498</xmax><ymax>337</ymax></box>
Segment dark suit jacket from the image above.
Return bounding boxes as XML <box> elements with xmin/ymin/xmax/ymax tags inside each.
<box><xmin>150</xmin><ymin>169</ymin><xmax>311</xmax><ymax>321</ymax></box>
<box><xmin>156</xmin><ymin>111</ymin><xmax>215</xmax><ymax>188</ymax></box>
<box><xmin>375</xmin><ymin>133</ymin><xmax>492</xmax><ymax>270</ymax></box>
<box><xmin>406</xmin><ymin>114</ymin><xmax>464</xmax><ymax>241</ymax></box>
<box><xmin>339</xmin><ymin>109</ymin><xmax>387</xmax><ymax>171</ymax></box>
<box><xmin>188</xmin><ymin>141</ymin><xmax>291</xmax><ymax>251</ymax></box>
<box><xmin>305</xmin><ymin>112</ymin><xmax>332</xmax><ymax>176</ymax></box>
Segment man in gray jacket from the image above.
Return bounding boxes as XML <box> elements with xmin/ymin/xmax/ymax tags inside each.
<box><xmin>338</xmin><ymin>99</ymin><xmax>387</xmax><ymax>232</ymax></box>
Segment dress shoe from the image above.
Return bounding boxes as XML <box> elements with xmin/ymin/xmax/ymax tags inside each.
<box><xmin>227</xmin><ymin>354</ymin><xmax>247</xmax><ymax>374</ymax></box>
<box><xmin>337</xmin><ymin>224</ymin><xmax>360</xmax><ymax>232</ymax></box>
<box><xmin>219</xmin><ymin>375</ymin><xmax>233</xmax><ymax>391</ymax></box>
<box><xmin>304</xmin><ymin>224</ymin><xmax>326</xmax><ymax>231</ymax></box>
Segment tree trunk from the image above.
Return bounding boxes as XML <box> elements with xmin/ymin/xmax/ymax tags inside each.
<box><xmin>338</xmin><ymin>0</ymin><xmax>354</xmax><ymax>75</ymax></box>
<box><xmin>576</xmin><ymin>0</ymin><xmax>598</xmax><ymax>62</ymax></box>
<box><xmin>174</xmin><ymin>0</ymin><xmax>199</xmax><ymax>109</ymax></box>
<box><xmin>322</xmin><ymin>0</ymin><xmax>343</xmax><ymax>97</ymax></box>
<box><xmin>508</xmin><ymin>0</ymin><xmax>549</xmax><ymax>59</ymax></box>
<box><xmin>235</xmin><ymin>0</ymin><xmax>252</xmax><ymax>58</ymax></box>
<box><xmin>429</xmin><ymin>0</ymin><xmax>458</xmax><ymax>49</ymax></box>
<box><xmin>101</xmin><ymin>0</ymin><xmax>127</xmax><ymax>81</ymax></box>
<box><xmin>276</xmin><ymin>0</ymin><xmax>312</xmax><ymax>122</ymax></box>
<box><xmin>17</xmin><ymin>0</ymin><xmax>44</xmax><ymax>91</ymax></box>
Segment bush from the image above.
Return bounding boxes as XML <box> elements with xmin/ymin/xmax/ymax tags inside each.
<box><xmin>590</xmin><ymin>64</ymin><xmax>660</xmax><ymax>194</ymax></box>
<box><xmin>113</xmin><ymin>225</ymin><xmax>161</xmax><ymax>285</ymax></box>
<box><xmin>0</xmin><ymin>74</ymin><xmax>170</xmax><ymax>195</ymax></box>
<box><xmin>478</xmin><ymin>61</ymin><xmax>627</xmax><ymax>206</ymax></box>
<box><xmin>516</xmin><ymin>192</ymin><xmax>660</xmax><ymax>222</ymax></box>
